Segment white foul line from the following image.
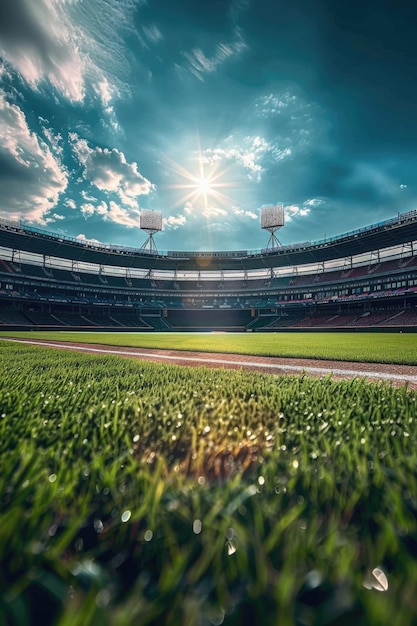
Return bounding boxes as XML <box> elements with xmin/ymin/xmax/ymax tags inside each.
<box><xmin>2</xmin><ymin>338</ymin><xmax>417</xmax><ymax>384</ymax></box>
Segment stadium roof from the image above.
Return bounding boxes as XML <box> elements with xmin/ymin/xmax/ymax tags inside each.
<box><xmin>1</xmin><ymin>211</ymin><xmax>417</xmax><ymax>271</ymax></box>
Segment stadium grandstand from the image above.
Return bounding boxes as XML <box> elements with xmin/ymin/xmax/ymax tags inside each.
<box><xmin>1</xmin><ymin>210</ymin><xmax>417</xmax><ymax>332</ymax></box>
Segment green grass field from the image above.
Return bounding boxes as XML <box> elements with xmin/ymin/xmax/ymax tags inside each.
<box><xmin>1</xmin><ymin>330</ymin><xmax>417</xmax><ymax>364</ymax></box>
<box><xmin>1</xmin><ymin>339</ymin><xmax>417</xmax><ymax>625</ymax></box>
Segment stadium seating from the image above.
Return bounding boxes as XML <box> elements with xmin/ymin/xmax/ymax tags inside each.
<box><xmin>1</xmin><ymin>212</ymin><xmax>417</xmax><ymax>330</ymax></box>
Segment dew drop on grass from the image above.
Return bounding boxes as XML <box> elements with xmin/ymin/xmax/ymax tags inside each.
<box><xmin>363</xmin><ymin>567</ymin><xmax>389</xmax><ymax>592</ymax></box>
<box><xmin>94</xmin><ymin>520</ymin><xmax>104</xmax><ymax>533</ymax></box>
<box><xmin>48</xmin><ymin>473</ymin><xmax>57</xmax><ymax>483</ymax></box>
<box><xmin>226</xmin><ymin>528</ymin><xmax>236</xmax><ymax>540</ymax></box>
<box><xmin>48</xmin><ymin>524</ymin><xmax>58</xmax><ymax>537</ymax></box>
<box><xmin>96</xmin><ymin>588</ymin><xmax>111</xmax><ymax>608</ymax></box>
<box><xmin>193</xmin><ymin>519</ymin><xmax>202</xmax><ymax>534</ymax></box>
<box><xmin>144</xmin><ymin>529</ymin><xmax>153</xmax><ymax>542</ymax></box>
<box><xmin>121</xmin><ymin>510</ymin><xmax>131</xmax><ymax>523</ymax></box>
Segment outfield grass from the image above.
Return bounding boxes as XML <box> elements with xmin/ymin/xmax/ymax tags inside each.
<box><xmin>0</xmin><ymin>330</ymin><xmax>417</xmax><ymax>364</ymax></box>
<box><xmin>1</xmin><ymin>341</ymin><xmax>417</xmax><ymax>625</ymax></box>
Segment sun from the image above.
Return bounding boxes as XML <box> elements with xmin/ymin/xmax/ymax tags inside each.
<box><xmin>196</xmin><ymin>176</ymin><xmax>213</xmax><ymax>195</ymax></box>
<box><xmin>161</xmin><ymin>149</ymin><xmax>237</xmax><ymax>212</ymax></box>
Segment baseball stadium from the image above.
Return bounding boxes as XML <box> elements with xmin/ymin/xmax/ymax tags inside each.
<box><xmin>1</xmin><ymin>208</ymin><xmax>417</xmax><ymax>626</ymax></box>
<box><xmin>1</xmin><ymin>207</ymin><xmax>417</xmax><ymax>332</ymax></box>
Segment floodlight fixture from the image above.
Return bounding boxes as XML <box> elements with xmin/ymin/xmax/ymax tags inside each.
<box><xmin>140</xmin><ymin>210</ymin><xmax>162</xmax><ymax>253</ymax></box>
<box><xmin>261</xmin><ymin>204</ymin><xmax>284</xmax><ymax>249</ymax></box>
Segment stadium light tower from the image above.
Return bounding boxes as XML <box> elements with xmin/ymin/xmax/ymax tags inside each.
<box><xmin>140</xmin><ymin>210</ymin><xmax>162</xmax><ymax>253</ymax></box>
<box><xmin>261</xmin><ymin>204</ymin><xmax>284</xmax><ymax>249</ymax></box>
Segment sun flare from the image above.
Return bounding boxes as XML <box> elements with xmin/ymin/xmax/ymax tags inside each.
<box><xmin>196</xmin><ymin>176</ymin><xmax>213</xmax><ymax>195</ymax></box>
<box><xmin>162</xmin><ymin>148</ymin><xmax>237</xmax><ymax>212</ymax></box>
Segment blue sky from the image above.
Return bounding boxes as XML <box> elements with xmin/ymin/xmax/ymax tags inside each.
<box><xmin>0</xmin><ymin>0</ymin><xmax>416</xmax><ymax>251</ymax></box>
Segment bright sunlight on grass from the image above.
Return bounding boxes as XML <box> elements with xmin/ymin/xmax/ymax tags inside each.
<box><xmin>1</xmin><ymin>341</ymin><xmax>417</xmax><ymax>625</ymax></box>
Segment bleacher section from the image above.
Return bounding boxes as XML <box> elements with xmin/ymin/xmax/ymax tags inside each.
<box><xmin>0</xmin><ymin>309</ymin><xmax>32</xmax><ymax>325</ymax></box>
<box><xmin>52</xmin><ymin>312</ymin><xmax>97</xmax><ymax>326</ymax></box>
<box><xmin>264</xmin><ymin>313</ymin><xmax>309</xmax><ymax>328</ymax></box>
<box><xmin>109</xmin><ymin>311</ymin><xmax>151</xmax><ymax>328</ymax></box>
<box><xmin>23</xmin><ymin>311</ymin><xmax>62</xmax><ymax>325</ymax></box>
<box><xmin>1</xmin><ymin>224</ymin><xmax>417</xmax><ymax>330</ymax></box>
<box><xmin>384</xmin><ymin>308</ymin><xmax>417</xmax><ymax>326</ymax></box>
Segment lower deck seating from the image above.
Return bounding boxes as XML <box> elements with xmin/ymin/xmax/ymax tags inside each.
<box><xmin>52</xmin><ymin>312</ymin><xmax>97</xmax><ymax>326</ymax></box>
<box><xmin>0</xmin><ymin>310</ymin><xmax>32</xmax><ymax>325</ymax></box>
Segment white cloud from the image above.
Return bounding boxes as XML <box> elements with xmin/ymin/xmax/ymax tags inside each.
<box><xmin>232</xmin><ymin>206</ymin><xmax>258</xmax><ymax>220</ymax></box>
<box><xmin>303</xmin><ymin>198</ymin><xmax>324</xmax><ymax>208</ymax></box>
<box><xmin>95</xmin><ymin>77</ymin><xmax>113</xmax><ymax>108</ymax></box>
<box><xmin>94</xmin><ymin>78</ymin><xmax>121</xmax><ymax>133</ymax></box>
<box><xmin>81</xmin><ymin>190</ymin><xmax>98</xmax><ymax>202</ymax></box>
<box><xmin>81</xmin><ymin>202</ymin><xmax>97</xmax><ymax>217</ymax></box>
<box><xmin>107</xmin><ymin>201</ymin><xmax>142</xmax><ymax>228</ymax></box>
<box><xmin>70</xmin><ymin>134</ymin><xmax>154</xmax><ymax>207</ymax></box>
<box><xmin>253</xmin><ymin>90</ymin><xmax>320</xmax><ymax>155</ymax></box>
<box><xmin>0</xmin><ymin>0</ymin><xmax>85</xmax><ymax>102</ymax></box>
<box><xmin>163</xmin><ymin>214</ymin><xmax>187</xmax><ymax>229</ymax></box>
<box><xmin>178</xmin><ymin>31</ymin><xmax>247</xmax><ymax>80</ymax></box>
<box><xmin>80</xmin><ymin>199</ymin><xmax>142</xmax><ymax>228</ymax></box>
<box><xmin>203</xmin><ymin>206</ymin><xmax>228</xmax><ymax>219</ymax></box>
<box><xmin>76</xmin><ymin>233</ymin><xmax>101</xmax><ymax>244</ymax></box>
<box><xmin>175</xmin><ymin>202</ymin><xmax>228</xmax><ymax>221</ymax></box>
<box><xmin>39</xmin><ymin>122</ymin><xmax>64</xmax><ymax>156</ymax></box>
<box><xmin>0</xmin><ymin>0</ymin><xmax>144</xmax><ymax>118</ymax></box>
<box><xmin>0</xmin><ymin>90</ymin><xmax>67</xmax><ymax>223</ymax></box>
<box><xmin>201</xmin><ymin>135</ymin><xmax>291</xmax><ymax>181</ymax></box>
<box><xmin>254</xmin><ymin>91</ymin><xmax>298</xmax><ymax>118</ymax></box>
<box><xmin>163</xmin><ymin>200</ymin><xmax>258</xmax><ymax>234</ymax></box>
<box><xmin>64</xmin><ymin>198</ymin><xmax>77</xmax><ymax>209</ymax></box>
<box><xmin>284</xmin><ymin>204</ymin><xmax>311</xmax><ymax>221</ymax></box>
<box><xmin>142</xmin><ymin>24</ymin><xmax>163</xmax><ymax>45</ymax></box>
<box><xmin>81</xmin><ymin>200</ymin><xmax>108</xmax><ymax>218</ymax></box>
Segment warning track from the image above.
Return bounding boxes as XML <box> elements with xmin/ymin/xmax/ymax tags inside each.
<box><xmin>2</xmin><ymin>337</ymin><xmax>417</xmax><ymax>389</ymax></box>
